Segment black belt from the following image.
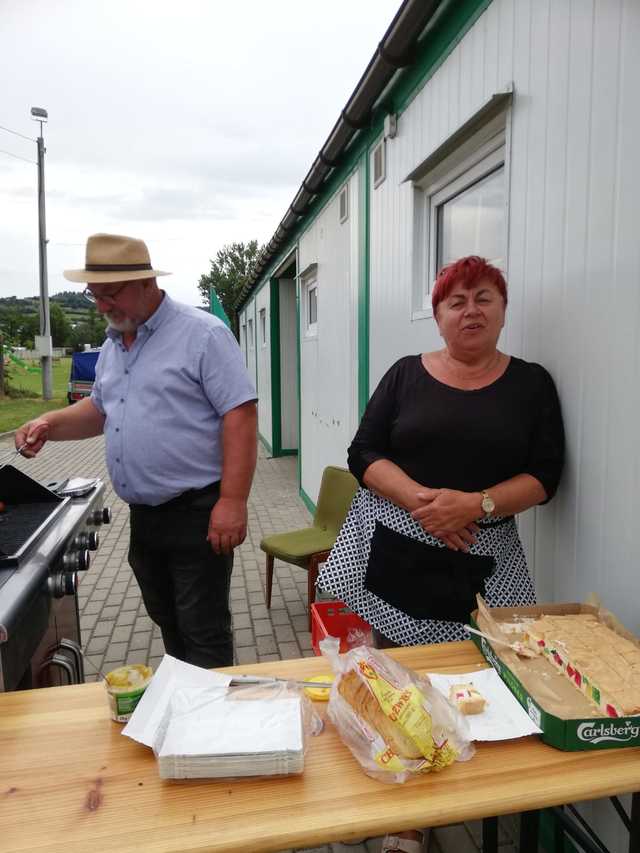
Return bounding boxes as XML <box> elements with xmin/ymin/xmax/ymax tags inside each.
<box><xmin>130</xmin><ymin>481</ymin><xmax>220</xmax><ymax>510</ymax></box>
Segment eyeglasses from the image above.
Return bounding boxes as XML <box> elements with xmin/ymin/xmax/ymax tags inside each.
<box><xmin>83</xmin><ymin>282</ymin><xmax>129</xmax><ymax>305</ymax></box>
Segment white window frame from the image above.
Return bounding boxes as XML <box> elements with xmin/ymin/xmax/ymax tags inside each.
<box><xmin>259</xmin><ymin>307</ymin><xmax>267</xmax><ymax>347</ymax></box>
<box><xmin>428</xmin><ymin>145</ymin><xmax>505</xmax><ymax>300</ymax></box>
<box><xmin>303</xmin><ymin>277</ymin><xmax>318</xmax><ymax>338</ymax></box>
<box><xmin>411</xmin><ymin>116</ymin><xmax>508</xmax><ymax>320</ymax></box>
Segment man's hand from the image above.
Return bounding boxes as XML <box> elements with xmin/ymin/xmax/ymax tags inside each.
<box><xmin>15</xmin><ymin>418</ymin><xmax>50</xmax><ymax>458</ymax></box>
<box><xmin>207</xmin><ymin>496</ymin><xmax>248</xmax><ymax>555</ymax></box>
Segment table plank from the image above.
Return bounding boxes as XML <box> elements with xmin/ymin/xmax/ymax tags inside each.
<box><xmin>1</xmin><ymin>642</ymin><xmax>639</xmax><ymax>853</ymax></box>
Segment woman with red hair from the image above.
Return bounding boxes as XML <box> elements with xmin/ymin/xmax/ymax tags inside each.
<box><xmin>319</xmin><ymin>256</ymin><xmax>563</xmax><ymax>853</ymax></box>
<box><xmin>319</xmin><ymin>255</ymin><xmax>564</xmax><ymax>647</ymax></box>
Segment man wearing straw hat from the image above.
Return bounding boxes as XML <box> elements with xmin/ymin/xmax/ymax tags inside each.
<box><xmin>15</xmin><ymin>233</ymin><xmax>257</xmax><ymax>668</ymax></box>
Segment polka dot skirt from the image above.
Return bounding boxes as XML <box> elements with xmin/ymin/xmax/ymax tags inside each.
<box><xmin>317</xmin><ymin>488</ymin><xmax>536</xmax><ymax>646</ymax></box>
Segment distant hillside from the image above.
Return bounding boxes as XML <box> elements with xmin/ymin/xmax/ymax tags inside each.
<box><xmin>0</xmin><ymin>292</ymin><xmax>88</xmax><ymax>311</ymax></box>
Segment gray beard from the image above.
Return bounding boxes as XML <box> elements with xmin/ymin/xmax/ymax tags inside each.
<box><xmin>106</xmin><ymin>316</ymin><xmax>139</xmax><ymax>333</ymax></box>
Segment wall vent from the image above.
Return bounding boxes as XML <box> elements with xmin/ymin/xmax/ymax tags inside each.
<box><xmin>373</xmin><ymin>140</ymin><xmax>386</xmax><ymax>188</ymax></box>
<box><xmin>339</xmin><ymin>185</ymin><xmax>349</xmax><ymax>223</ymax></box>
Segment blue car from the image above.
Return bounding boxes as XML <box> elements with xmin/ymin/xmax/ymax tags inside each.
<box><xmin>67</xmin><ymin>349</ymin><xmax>100</xmax><ymax>404</ymax></box>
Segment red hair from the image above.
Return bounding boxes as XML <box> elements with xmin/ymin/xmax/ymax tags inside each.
<box><xmin>431</xmin><ymin>256</ymin><xmax>508</xmax><ymax>316</ymax></box>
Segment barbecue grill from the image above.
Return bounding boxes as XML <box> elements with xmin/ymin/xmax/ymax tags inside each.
<box><xmin>0</xmin><ymin>463</ymin><xmax>110</xmax><ymax>691</ymax></box>
<box><xmin>0</xmin><ymin>464</ymin><xmax>69</xmax><ymax>568</ymax></box>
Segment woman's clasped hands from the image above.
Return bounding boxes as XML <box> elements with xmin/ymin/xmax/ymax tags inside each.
<box><xmin>411</xmin><ymin>488</ymin><xmax>481</xmax><ymax>552</ymax></box>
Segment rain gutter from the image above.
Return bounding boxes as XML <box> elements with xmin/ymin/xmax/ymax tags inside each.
<box><xmin>236</xmin><ymin>0</ymin><xmax>445</xmax><ymax>309</ymax></box>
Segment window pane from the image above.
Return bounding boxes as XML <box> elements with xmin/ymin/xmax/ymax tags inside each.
<box><xmin>308</xmin><ymin>287</ymin><xmax>317</xmax><ymax>326</ymax></box>
<box><xmin>437</xmin><ymin>167</ymin><xmax>505</xmax><ymax>270</ymax></box>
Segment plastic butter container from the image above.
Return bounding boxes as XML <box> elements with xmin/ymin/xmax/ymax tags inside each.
<box><xmin>104</xmin><ymin>664</ymin><xmax>153</xmax><ymax>722</ymax></box>
<box><xmin>303</xmin><ymin>673</ymin><xmax>334</xmax><ymax>702</ymax></box>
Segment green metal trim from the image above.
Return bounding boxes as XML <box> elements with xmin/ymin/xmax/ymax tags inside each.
<box><xmin>358</xmin><ymin>150</ymin><xmax>370</xmax><ymax>416</ymax></box>
<box><xmin>269</xmin><ymin>278</ymin><xmax>282</xmax><ymax>457</ymax></box>
<box><xmin>258</xmin><ymin>430</ymin><xmax>273</xmax><ymax>456</ymax></box>
<box><xmin>236</xmin><ymin>0</ymin><xmax>492</xmax><ymax>313</ymax></box>
<box><xmin>299</xmin><ymin>486</ymin><xmax>316</xmax><ymax>516</ymax></box>
<box><xmin>295</xmin><ymin>271</ymin><xmax>302</xmax><ymax>493</ymax></box>
<box><xmin>279</xmin><ymin>448</ymin><xmax>297</xmax><ymax>456</ymax></box>
<box><xmin>389</xmin><ymin>0</ymin><xmax>492</xmax><ymax>116</ymax></box>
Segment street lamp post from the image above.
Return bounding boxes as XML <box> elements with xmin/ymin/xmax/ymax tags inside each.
<box><xmin>30</xmin><ymin>106</ymin><xmax>53</xmax><ymax>400</ymax></box>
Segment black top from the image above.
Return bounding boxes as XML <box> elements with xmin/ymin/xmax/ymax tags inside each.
<box><xmin>348</xmin><ymin>355</ymin><xmax>565</xmax><ymax>500</ymax></box>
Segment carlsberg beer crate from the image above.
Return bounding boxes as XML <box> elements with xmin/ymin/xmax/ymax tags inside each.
<box><xmin>470</xmin><ymin>603</ymin><xmax>640</xmax><ymax>751</ymax></box>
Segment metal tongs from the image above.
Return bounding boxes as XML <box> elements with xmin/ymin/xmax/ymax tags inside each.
<box><xmin>464</xmin><ymin>624</ymin><xmax>539</xmax><ymax>659</ymax></box>
<box><xmin>0</xmin><ymin>443</ymin><xmax>27</xmax><ymax>468</ymax></box>
<box><xmin>230</xmin><ymin>674</ymin><xmax>333</xmax><ymax>689</ymax></box>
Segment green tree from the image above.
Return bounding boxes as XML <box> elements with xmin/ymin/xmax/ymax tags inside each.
<box><xmin>0</xmin><ymin>306</ymin><xmax>26</xmax><ymax>342</ymax></box>
<box><xmin>197</xmin><ymin>240</ymin><xmax>261</xmax><ymax>333</ymax></box>
<box><xmin>69</xmin><ymin>309</ymin><xmax>107</xmax><ymax>350</ymax></box>
<box><xmin>18</xmin><ymin>313</ymin><xmax>39</xmax><ymax>347</ymax></box>
<box><xmin>49</xmin><ymin>302</ymin><xmax>72</xmax><ymax>347</ymax></box>
<box><xmin>85</xmin><ymin>308</ymin><xmax>107</xmax><ymax>347</ymax></box>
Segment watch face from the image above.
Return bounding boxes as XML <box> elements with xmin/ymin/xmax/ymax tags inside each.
<box><xmin>482</xmin><ymin>495</ymin><xmax>495</xmax><ymax>513</ymax></box>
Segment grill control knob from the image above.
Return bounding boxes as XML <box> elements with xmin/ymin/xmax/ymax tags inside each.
<box><xmin>63</xmin><ymin>549</ymin><xmax>90</xmax><ymax>572</ymax></box>
<box><xmin>91</xmin><ymin>507</ymin><xmax>112</xmax><ymax>526</ymax></box>
<box><xmin>72</xmin><ymin>531</ymin><xmax>100</xmax><ymax>551</ymax></box>
<box><xmin>49</xmin><ymin>571</ymin><xmax>78</xmax><ymax>599</ymax></box>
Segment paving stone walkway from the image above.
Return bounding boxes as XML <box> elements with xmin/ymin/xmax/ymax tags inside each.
<box><xmin>0</xmin><ymin>432</ymin><xmax>518</xmax><ymax>852</ymax></box>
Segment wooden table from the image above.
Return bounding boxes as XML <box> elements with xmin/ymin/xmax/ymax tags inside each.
<box><xmin>1</xmin><ymin>641</ymin><xmax>639</xmax><ymax>853</ymax></box>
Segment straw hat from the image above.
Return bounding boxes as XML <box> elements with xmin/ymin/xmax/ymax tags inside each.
<box><xmin>63</xmin><ymin>233</ymin><xmax>171</xmax><ymax>284</ymax></box>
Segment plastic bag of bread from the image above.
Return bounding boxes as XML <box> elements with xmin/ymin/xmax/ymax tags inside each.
<box><xmin>319</xmin><ymin>636</ymin><xmax>474</xmax><ymax>783</ymax></box>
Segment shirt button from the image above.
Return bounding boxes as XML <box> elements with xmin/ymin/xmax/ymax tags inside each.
<box><xmin>116</xmin><ymin>458</ymin><xmax>120</xmax><ymax>463</ymax></box>
<box><xmin>122</xmin><ymin>483</ymin><xmax>126</xmax><ymax>488</ymax></box>
<box><xmin>125</xmin><ymin>369</ymin><xmax>129</xmax><ymax>375</ymax></box>
<box><xmin>115</xmin><ymin>428</ymin><xmax>120</xmax><ymax>432</ymax></box>
<box><xmin>120</xmin><ymin>398</ymin><xmax>124</xmax><ymax>403</ymax></box>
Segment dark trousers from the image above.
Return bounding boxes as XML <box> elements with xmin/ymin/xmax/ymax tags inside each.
<box><xmin>128</xmin><ymin>483</ymin><xmax>233</xmax><ymax>668</ymax></box>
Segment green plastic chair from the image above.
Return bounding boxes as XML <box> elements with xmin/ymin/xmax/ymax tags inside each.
<box><xmin>260</xmin><ymin>465</ymin><xmax>358</xmax><ymax>629</ymax></box>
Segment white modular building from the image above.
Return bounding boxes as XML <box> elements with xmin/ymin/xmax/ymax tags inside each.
<box><xmin>237</xmin><ymin>0</ymin><xmax>640</xmax><ymax>683</ymax></box>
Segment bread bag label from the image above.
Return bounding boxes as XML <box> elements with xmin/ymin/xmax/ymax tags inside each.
<box><xmin>357</xmin><ymin>661</ymin><xmax>434</xmax><ymax>759</ymax></box>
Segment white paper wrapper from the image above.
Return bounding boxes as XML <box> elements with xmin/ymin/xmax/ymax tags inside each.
<box><xmin>121</xmin><ymin>655</ymin><xmax>232</xmax><ymax>747</ymax></box>
<box><xmin>428</xmin><ymin>668</ymin><xmax>542</xmax><ymax>741</ymax></box>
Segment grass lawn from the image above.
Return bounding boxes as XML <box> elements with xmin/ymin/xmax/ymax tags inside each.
<box><xmin>0</xmin><ymin>357</ymin><xmax>71</xmax><ymax>434</ymax></box>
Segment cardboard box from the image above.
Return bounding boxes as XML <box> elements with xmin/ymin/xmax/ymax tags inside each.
<box><xmin>470</xmin><ymin>600</ymin><xmax>640</xmax><ymax>751</ymax></box>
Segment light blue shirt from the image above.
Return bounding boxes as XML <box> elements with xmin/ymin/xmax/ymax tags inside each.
<box><xmin>91</xmin><ymin>293</ymin><xmax>256</xmax><ymax>506</ymax></box>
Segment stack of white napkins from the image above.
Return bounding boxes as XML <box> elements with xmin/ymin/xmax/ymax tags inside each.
<box><xmin>121</xmin><ymin>656</ymin><xmax>305</xmax><ymax>780</ymax></box>
<box><xmin>153</xmin><ymin>685</ymin><xmax>304</xmax><ymax>779</ymax></box>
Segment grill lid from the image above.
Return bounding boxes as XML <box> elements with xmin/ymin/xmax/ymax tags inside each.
<box><xmin>0</xmin><ymin>465</ymin><xmax>66</xmax><ymax>565</ymax></box>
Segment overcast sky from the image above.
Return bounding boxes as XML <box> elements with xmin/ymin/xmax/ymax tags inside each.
<box><xmin>1</xmin><ymin>0</ymin><xmax>400</xmax><ymax>305</ymax></box>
